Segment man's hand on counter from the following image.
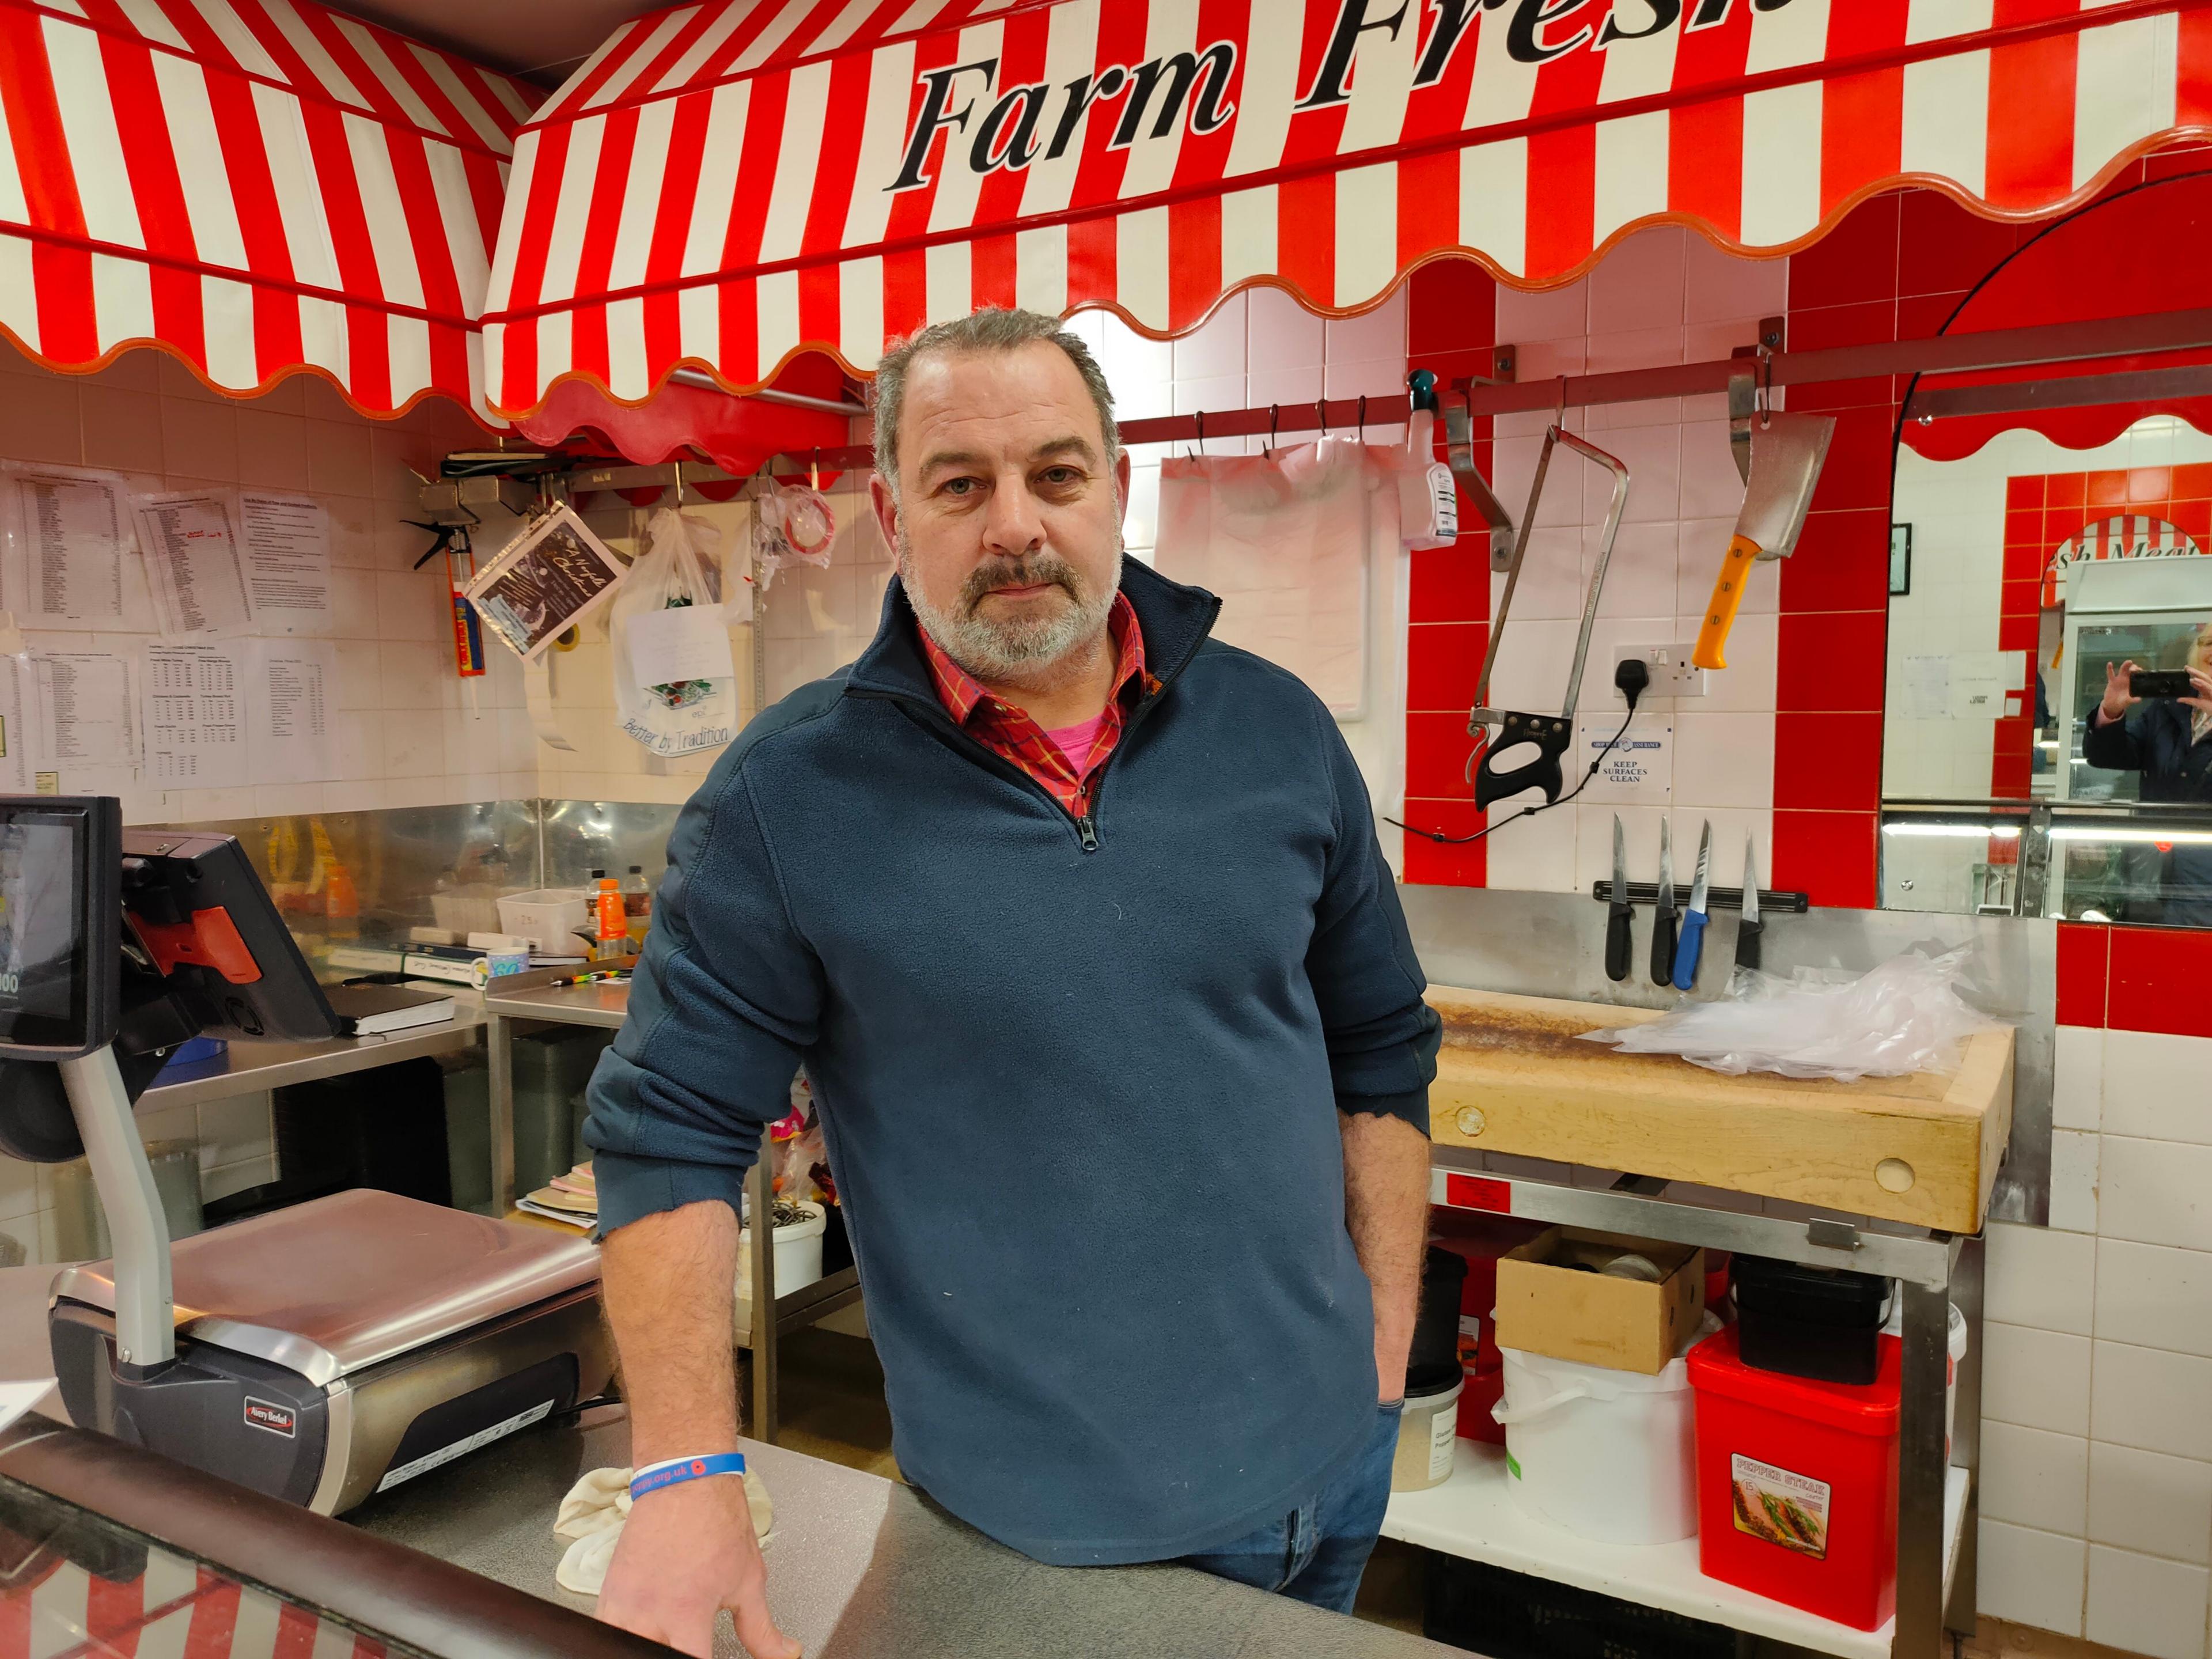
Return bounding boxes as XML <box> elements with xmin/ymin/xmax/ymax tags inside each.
<box><xmin>596</xmin><ymin>1478</ymin><xmax>796</xmax><ymax>1659</ymax></box>
<box><xmin>594</xmin><ymin>1202</ymin><xmax>800</xmax><ymax>1659</ymax></box>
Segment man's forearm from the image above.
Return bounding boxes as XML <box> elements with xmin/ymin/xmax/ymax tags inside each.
<box><xmin>601</xmin><ymin>1199</ymin><xmax>743</xmax><ymax>1461</ymax></box>
<box><xmin>1339</xmin><ymin>1110</ymin><xmax>1432</xmax><ymax>1401</ymax></box>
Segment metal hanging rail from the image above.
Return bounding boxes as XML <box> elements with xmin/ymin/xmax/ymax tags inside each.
<box><xmin>762</xmin><ymin>305</ymin><xmax>2212</xmax><ymax>474</ymax></box>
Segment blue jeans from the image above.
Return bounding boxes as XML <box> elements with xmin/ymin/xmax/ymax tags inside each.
<box><xmin>1174</xmin><ymin>1401</ymin><xmax>1402</xmax><ymax>1615</ymax></box>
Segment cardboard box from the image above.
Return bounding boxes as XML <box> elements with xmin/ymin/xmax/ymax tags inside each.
<box><xmin>1493</xmin><ymin>1227</ymin><xmax>1706</xmax><ymax>1376</ymax></box>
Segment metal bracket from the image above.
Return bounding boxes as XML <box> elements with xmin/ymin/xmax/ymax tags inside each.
<box><xmin>1441</xmin><ymin>397</ymin><xmax>1518</xmax><ymax>569</ymax></box>
<box><xmin>1806</xmin><ymin>1217</ymin><xmax>1862</xmax><ymax>1253</ymax></box>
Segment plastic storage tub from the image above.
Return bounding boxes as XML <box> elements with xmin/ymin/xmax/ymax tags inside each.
<box><xmin>1687</xmin><ymin>1324</ymin><xmax>1900</xmax><ymax>1631</ymax></box>
<box><xmin>735</xmin><ymin>1200</ymin><xmax>827</xmax><ymax>1308</ymax></box>
<box><xmin>496</xmin><ymin>888</ymin><xmax>591</xmax><ymax>956</ymax></box>
<box><xmin>1883</xmin><ymin>1298</ymin><xmax>1968</xmax><ymax>1459</ymax></box>
<box><xmin>1392</xmin><ymin>1377</ymin><xmax>1464</xmax><ymax>1492</ymax></box>
<box><xmin>1493</xmin><ymin>1328</ymin><xmax>1705</xmax><ymax>1544</ymax></box>
<box><xmin>1431</xmin><ymin>1213</ymin><xmax>1547</xmax><ymax>1443</ymax></box>
<box><xmin>1732</xmin><ymin>1255</ymin><xmax>1889</xmax><ymax>1385</ymax></box>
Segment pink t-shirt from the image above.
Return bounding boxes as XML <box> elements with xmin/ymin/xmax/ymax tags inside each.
<box><xmin>1045</xmin><ymin>714</ymin><xmax>1107</xmax><ymax>772</ymax></box>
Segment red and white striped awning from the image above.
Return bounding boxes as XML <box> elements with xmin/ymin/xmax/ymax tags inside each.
<box><xmin>483</xmin><ymin>0</ymin><xmax>2212</xmax><ymax>416</ymax></box>
<box><xmin>0</xmin><ymin>0</ymin><xmax>538</xmax><ymax>416</ymax></box>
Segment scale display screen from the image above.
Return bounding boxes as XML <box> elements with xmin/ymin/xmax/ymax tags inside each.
<box><xmin>0</xmin><ymin>798</ymin><xmax>118</xmax><ymax>1058</ymax></box>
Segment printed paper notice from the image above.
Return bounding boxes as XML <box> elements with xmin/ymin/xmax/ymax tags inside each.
<box><xmin>144</xmin><ymin>644</ymin><xmax>249</xmax><ymax>789</ymax></box>
<box><xmin>36</xmin><ymin>652</ymin><xmax>137</xmax><ymax>768</ymax></box>
<box><xmin>1573</xmin><ymin>717</ymin><xmax>1673</xmax><ymax>804</ymax></box>
<box><xmin>626</xmin><ymin>604</ymin><xmax>735</xmax><ymax>690</ymax></box>
<box><xmin>15</xmin><ymin>468</ymin><xmax>129</xmax><ymax>624</ymax></box>
<box><xmin>0</xmin><ymin>656</ymin><xmax>31</xmax><ymax>791</ymax></box>
<box><xmin>255</xmin><ymin>639</ymin><xmax>335</xmax><ymax>784</ymax></box>
<box><xmin>238</xmin><ymin>494</ymin><xmax>332</xmax><ymax>632</ymax></box>
<box><xmin>137</xmin><ymin>493</ymin><xmax>256</xmax><ymax>638</ymax></box>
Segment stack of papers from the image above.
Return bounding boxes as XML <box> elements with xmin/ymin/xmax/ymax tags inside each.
<box><xmin>517</xmin><ymin>1162</ymin><xmax>596</xmax><ymax>1230</ymax></box>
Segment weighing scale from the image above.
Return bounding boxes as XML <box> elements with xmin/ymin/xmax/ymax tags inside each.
<box><xmin>0</xmin><ymin>799</ymin><xmax>613</xmax><ymax>1514</ymax></box>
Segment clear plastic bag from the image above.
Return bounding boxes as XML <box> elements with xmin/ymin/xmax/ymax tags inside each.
<box><xmin>1578</xmin><ymin>947</ymin><xmax>2002</xmax><ymax>1082</ymax></box>
<box><xmin>751</xmin><ymin>480</ymin><xmax>835</xmax><ymax>590</ymax></box>
<box><xmin>610</xmin><ymin>507</ymin><xmax>739</xmax><ymax>757</ymax></box>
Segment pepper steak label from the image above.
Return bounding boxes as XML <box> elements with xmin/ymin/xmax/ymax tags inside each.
<box><xmin>1730</xmin><ymin>1453</ymin><xmax>1831</xmax><ymax>1559</ymax></box>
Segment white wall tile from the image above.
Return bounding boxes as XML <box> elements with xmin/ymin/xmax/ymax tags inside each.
<box><xmin>1671</xmin><ymin>713</ymin><xmax>1777</xmax><ymax>810</ymax></box>
<box><xmin>1172</xmin><ymin>292</ymin><xmax>1245</xmax><ymax>381</ymax></box>
<box><xmin>2050</xmin><ymin>1128</ymin><xmax>2101</xmax><ymax>1234</ymax></box>
<box><xmin>81</xmin><ymin>387</ymin><xmax>166</xmax><ymax>474</ymax></box>
<box><xmin>1980</xmin><ymin>1422</ymin><xmax>2090</xmax><ymax>1534</ymax></box>
<box><xmin>2096</xmin><ymin>1239</ymin><xmax>2212</xmax><ymax>1359</ymax></box>
<box><xmin>2052</xmin><ymin>1026</ymin><xmax>2105</xmax><ymax>1132</ymax></box>
<box><xmin>1247</xmin><ymin>287</ymin><xmax>1324</xmax><ymax>369</ymax></box>
<box><xmin>1688</xmin><ymin>234</ymin><xmax>1788</xmax><ymax>324</ymax></box>
<box><xmin>1588</xmin><ymin>226</ymin><xmax>1687</xmax><ymax>334</ymax></box>
<box><xmin>1977</xmin><ymin>1519</ymin><xmax>2086</xmax><ymax>1635</ymax></box>
<box><xmin>2092</xmin><ymin>1342</ymin><xmax>2212</xmax><ymax>1462</ymax></box>
<box><xmin>2099</xmin><ymin>1137</ymin><xmax>2212</xmax><ymax>1252</ymax></box>
<box><xmin>2101</xmin><ymin>1031</ymin><xmax>2212</xmax><ymax>1145</ymax></box>
<box><xmin>2088</xmin><ymin>1442</ymin><xmax>2212</xmax><ymax>1566</ymax></box>
<box><xmin>1987</xmin><ymin>1221</ymin><xmax>2097</xmax><ymax>1336</ymax></box>
<box><xmin>1495</xmin><ymin>278</ymin><xmax>1588</xmax><ymax>343</ymax></box>
<box><xmin>2085</xmin><ymin>1545</ymin><xmax>2210</xmax><ymax>1659</ymax></box>
<box><xmin>1983</xmin><ymin>1324</ymin><xmax>2093</xmax><ymax>1436</ymax></box>
<box><xmin>1323</xmin><ymin>291</ymin><xmax>1405</xmax><ymax>363</ymax></box>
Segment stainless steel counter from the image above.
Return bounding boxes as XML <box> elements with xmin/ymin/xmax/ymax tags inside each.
<box><xmin>351</xmin><ymin>1407</ymin><xmax>1457</xmax><ymax>1659</ymax></box>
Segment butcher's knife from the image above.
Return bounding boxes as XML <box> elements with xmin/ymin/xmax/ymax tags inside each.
<box><xmin>1693</xmin><ymin>412</ymin><xmax>1836</xmax><ymax>671</ymax></box>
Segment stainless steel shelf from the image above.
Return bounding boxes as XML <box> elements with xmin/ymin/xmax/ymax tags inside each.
<box><xmin>1420</xmin><ymin>1151</ymin><xmax>1979</xmax><ymax>1659</ymax></box>
<box><xmin>139</xmin><ymin>1009</ymin><xmax>488</xmax><ymax>1110</ymax></box>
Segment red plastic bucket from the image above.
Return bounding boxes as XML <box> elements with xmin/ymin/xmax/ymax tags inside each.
<box><xmin>1687</xmin><ymin>1324</ymin><xmax>1900</xmax><ymax>1631</ymax></box>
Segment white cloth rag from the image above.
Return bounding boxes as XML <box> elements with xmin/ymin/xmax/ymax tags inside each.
<box><xmin>554</xmin><ymin>1464</ymin><xmax>774</xmax><ymax>1596</ymax></box>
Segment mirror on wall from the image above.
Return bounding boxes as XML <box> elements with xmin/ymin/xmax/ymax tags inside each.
<box><xmin>1881</xmin><ymin>415</ymin><xmax>2212</xmax><ymax>924</ymax></box>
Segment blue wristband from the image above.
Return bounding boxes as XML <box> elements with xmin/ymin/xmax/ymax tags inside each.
<box><xmin>630</xmin><ymin>1452</ymin><xmax>747</xmax><ymax>1502</ymax></box>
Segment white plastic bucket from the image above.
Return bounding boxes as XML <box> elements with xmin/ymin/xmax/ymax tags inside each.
<box><xmin>1883</xmin><ymin>1298</ymin><xmax>1968</xmax><ymax>1458</ymax></box>
<box><xmin>734</xmin><ymin>1202</ymin><xmax>827</xmax><ymax>1310</ymax></box>
<box><xmin>1392</xmin><ymin>1379</ymin><xmax>1464</xmax><ymax>1493</ymax></box>
<box><xmin>1494</xmin><ymin>1339</ymin><xmax>1702</xmax><ymax>1544</ymax></box>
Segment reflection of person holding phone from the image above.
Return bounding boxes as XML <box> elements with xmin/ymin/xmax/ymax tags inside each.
<box><xmin>2086</xmin><ymin>623</ymin><xmax>2212</xmax><ymax>924</ymax></box>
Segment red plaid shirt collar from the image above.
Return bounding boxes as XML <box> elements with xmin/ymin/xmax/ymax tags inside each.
<box><xmin>916</xmin><ymin>589</ymin><xmax>1157</xmax><ymax>817</ymax></box>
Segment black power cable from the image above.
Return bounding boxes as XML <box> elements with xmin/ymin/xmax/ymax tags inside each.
<box><xmin>1389</xmin><ymin>658</ymin><xmax>1652</xmax><ymax>847</ymax></box>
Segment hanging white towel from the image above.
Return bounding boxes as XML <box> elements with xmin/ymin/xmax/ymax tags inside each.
<box><xmin>553</xmin><ymin>1464</ymin><xmax>775</xmax><ymax>1596</ymax></box>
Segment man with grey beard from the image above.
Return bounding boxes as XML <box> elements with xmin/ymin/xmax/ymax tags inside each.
<box><xmin>582</xmin><ymin>308</ymin><xmax>1442</xmax><ymax>1658</ymax></box>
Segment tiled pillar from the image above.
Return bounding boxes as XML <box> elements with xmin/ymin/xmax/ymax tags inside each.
<box><xmin>1400</xmin><ymin>259</ymin><xmax>1498</xmax><ymax>888</ymax></box>
<box><xmin>1976</xmin><ymin>921</ymin><xmax>2212</xmax><ymax>1659</ymax></box>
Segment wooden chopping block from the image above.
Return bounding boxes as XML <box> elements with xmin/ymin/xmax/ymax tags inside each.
<box><xmin>1425</xmin><ymin>986</ymin><xmax>2014</xmax><ymax>1233</ymax></box>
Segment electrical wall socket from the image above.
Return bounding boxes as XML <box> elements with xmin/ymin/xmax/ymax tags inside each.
<box><xmin>1612</xmin><ymin>643</ymin><xmax>1709</xmax><ymax>700</ymax></box>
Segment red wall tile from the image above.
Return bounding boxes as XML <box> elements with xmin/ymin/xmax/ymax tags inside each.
<box><xmin>2055</xmin><ymin>922</ymin><xmax>2110</xmax><ymax>1027</ymax></box>
<box><xmin>1895</xmin><ymin>292</ymin><xmax>1964</xmax><ymax>343</ymax></box>
<box><xmin>1411</xmin><ymin>542</ymin><xmax>1490</xmax><ymax>624</ymax></box>
<box><xmin>2006</xmin><ymin>476</ymin><xmax>2046</xmax><ymax>510</ymax></box>
<box><xmin>1789</xmin><ymin>195</ymin><xmax>1899</xmax><ymax>309</ymax></box>
<box><xmin>2106</xmin><ymin>926</ymin><xmax>2212</xmax><ymax>1038</ymax></box>
<box><xmin>1401</xmin><ymin>799</ymin><xmax>1487</xmax><ymax>888</ymax></box>
<box><xmin>1773</xmin><ymin>712</ymin><xmax>1883</xmax><ymax>811</ymax></box>
<box><xmin>1772</xmin><ymin>810</ymin><xmax>1878</xmax><ymax>908</ymax></box>
<box><xmin>1408</xmin><ymin>259</ymin><xmax>1498</xmax><ymax>355</ymax></box>
<box><xmin>1782</xmin><ymin>509</ymin><xmax>1893</xmax><ymax>613</ymax></box>
<box><xmin>1897</xmin><ymin>190</ymin><xmax>2022</xmax><ymax>296</ymax></box>
<box><xmin>1777</xmin><ymin>611</ymin><xmax>1888</xmax><ymax>711</ymax></box>
<box><xmin>1406</xmin><ymin>623</ymin><xmax>1488</xmax><ymax>712</ymax></box>
<box><xmin>1406</xmin><ymin>712</ymin><xmax>1481</xmax><ymax>798</ymax></box>
<box><xmin>1789</xmin><ymin>299</ymin><xmax>1900</xmax><ymax>353</ymax></box>
<box><xmin>1809</xmin><ymin>410</ymin><xmax>1899</xmax><ymax>514</ymax></box>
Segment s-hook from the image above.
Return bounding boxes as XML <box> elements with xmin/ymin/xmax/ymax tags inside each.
<box><xmin>1267</xmin><ymin>404</ymin><xmax>1280</xmax><ymax>457</ymax></box>
<box><xmin>1188</xmin><ymin>409</ymin><xmax>1206</xmax><ymax>461</ymax></box>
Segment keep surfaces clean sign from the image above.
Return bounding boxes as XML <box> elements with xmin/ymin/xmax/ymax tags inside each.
<box><xmin>1573</xmin><ymin>718</ymin><xmax>1672</xmax><ymax>804</ymax></box>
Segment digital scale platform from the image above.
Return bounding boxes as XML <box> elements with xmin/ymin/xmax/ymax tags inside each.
<box><xmin>0</xmin><ymin>798</ymin><xmax>612</xmax><ymax>1513</ymax></box>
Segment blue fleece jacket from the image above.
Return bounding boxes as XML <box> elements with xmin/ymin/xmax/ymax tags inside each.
<box><xmin>583</xmin><ymin>556</ymin><xmax>1442</xmax><ymax>1566</ymax></box>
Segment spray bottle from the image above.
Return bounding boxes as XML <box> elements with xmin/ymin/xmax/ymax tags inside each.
<box><xmin>1399</xmin><ymin>369</ymin><xmax>1460</xmax><ymax>551</ymax></box>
